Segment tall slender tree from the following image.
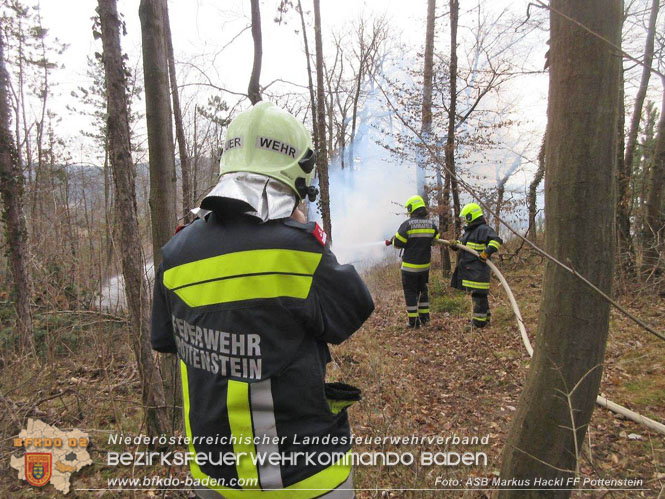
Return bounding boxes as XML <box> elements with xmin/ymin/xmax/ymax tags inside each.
<box><xmin>618</xmin><ymin>0</ymin><xmax>660</xmax><ymax>274</ymax></box>
<box><xmin>446</xmin><ymin>0</ymin><xmax>461</xmax><ymax>235</ymax></box>
<box><xmin>642</xmin><ymin>79</ymin><xmax>665</xmax><ymax>274</ymax></box>
<box><xmin>419</xmin><ymin>0</ymin><xmax>434</xmax><ymax>202</ymax></box>
<box><xmin>0</xmin><ymin>21</ymin><xmax>33</xmax><ymax>353</ymax></box>
<box><xmin>97</xmin><ymin>0</ymin><xmax>169</xmax><ymax>437</ymax></box>
<box><xmin>313</xmin><ymin>0</ymin><xmax>331</xmax><ymax>238</ymax></box>
<box><xmin>527</xmin><ymin>134</ymin><xmax>546</xmax><ymax>241</ymax></box>
<box><xmin>163</xmin><ymin>0</ymin><xmax>191</xmax><ymax>218</ymax></box>
<box><xmin>139</xmin><ymin>0</ymin><xmax>178</xmax><ymax>267</ymax></box>
<box><xmin>499</xmin><ymin>1</ymin><xmax>622</xmax><ymax>494</ymax></box>
<box><xmin>248</xmin><ymin>0</ymin><xmax>263</xmax><ymax>105</ymax></box>
<box><xmin>297</xmin><ymin>0</ymin><xmax>318</xmax><ymax>150</ymax></box>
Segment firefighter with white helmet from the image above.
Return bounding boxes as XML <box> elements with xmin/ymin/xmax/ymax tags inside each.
<box><xmin>151</xmin><ymin>102</ymin><xmax>374</xmax><ymax>498</ymax></box>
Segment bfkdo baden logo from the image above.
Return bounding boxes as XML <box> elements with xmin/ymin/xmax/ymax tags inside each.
<box><xmin>25</xmin><ymin>452</ymin><xmax>52</xmax><ymax>487</ymax></box>
<box><xmin>10</xmin><ymin>419</ymin><xmax>92</xmax><ymax>494</ymax></box>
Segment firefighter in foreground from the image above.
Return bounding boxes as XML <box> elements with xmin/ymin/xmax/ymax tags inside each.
<box><xmin>151</xmin><ymin>102</ymin><xmax>374</xmax><ymax>498</ymax></box>
<box><xmin>385</xmin><ymin>195</ymin><xmax>439</xmax><ymax>328</ymax></box>
<box><xmin>450</xmin><ymin>202</ymin><xmax>502</xmax><ymax>328</ymax></box>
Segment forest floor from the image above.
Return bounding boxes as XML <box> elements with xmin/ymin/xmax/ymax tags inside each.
<box><xmin>0</xmin><ymin>246</ymin><xmax>664</xmax><ymax>498</ymax></box>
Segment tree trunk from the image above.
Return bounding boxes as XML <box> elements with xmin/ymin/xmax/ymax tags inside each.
<box><xmin>98</xmin><ymin>0</ymin><xmax>169</xmax><ymax>437</ymax></box>
<box><xmin>0</xmin><ymin>22</ymin><xmax>33</xmax><ymax>354</ymax></box>
<box><xmin>642</xmin><ymin>79</ymin><xmax>665</xmax><ymax>275</ymax></box>
<box><xmin>527</xmin><ymin>134</ymin><xmax>546</xmax><ymax>241</ymax></box>
<box><xmin>348</xmin><ymin>50</ymin><xmax>363</xmax><ymax>169</ymax></box>
<box><xmin>163</xmin><ymin>0</ymin><xmax>191</xmax><ymax>219</ymax></box>
<box><xmin>139</xmin><ymin>0</ymin><xmax>178</xmax><ymax>268</ymax></box>
<box><xmin>297</xmin><ymin>0</ymin><xmax>318</xmax><ymax>150</ymax></box>
<box><xmin>418</xmin><ymin>0</ymin><xmax>435</xmax><ymax>201</ymax></box>
<box><xmin>618</xmin><ymin>0</ymin><xmax>659</xmax><ymax>275</ymax></box>
<box><xmin>446</xmin><ymin>0</ymin><xmax>461</xmax><ymax>235</ymax></box>
<box><xmin>495</xmin><ymin>182</ymin><xmax>505</xmax><ymax>234</ymax></box>
<box><xmin>499</xmin><ymin>1</ymin><xmax>621</xmax><ymax>495</ymax></box>
<box><xmin>248</xmin><ymin>0</ymin><xmax>262</xmax><ymax>105</ymax></box>
<box><xmin>313</xmin><ymin>0</ymin><xmax>331</xmax><ymax>239</ymax></box>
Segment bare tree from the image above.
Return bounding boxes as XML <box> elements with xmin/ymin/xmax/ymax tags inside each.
<box><xmin>139</xmin><ymin>0</ymin><xmax>178</xmax><ymax>267</ymax></box>
<box><xmin>527</xmin><ymin>134</ymin><xmax>546</xmax><ymax>241</ymax></box>
<box><xmin>347</xmin><ymin>16</ymin><xmax>386</xmax><ymax>167</ymax></box>
<box><xmin>618</xmin><ymin>0</ymin><xmax>660</xmax><ymax>274</ymax></box>
<box><xmin>642</xmin><ymin>77</ymin><xmax>665</xmax><ymax>274</ymax></box>
<box><xmin>419</xmin><ymin>0</ymin><xmax>435</xmax><ymax>201</ymax></box>
<box><xmin>445</xmin><ymin>0</ymin><xmax>462</xmax><ymax>234</ymax></box>
<box><xmin>297</xmin><ymin>0</ymin><xmax>318</xmax><ymax>149</ymax></box>
<box><xmin>313</xmin><ymin>0</ymin><xmax>331</xmax><ymax>238</ymax></box>
<box><xmin>0</xmin><ymin>21</ymin><xmax>33</xmax><ymax>353</ymax></box>
<box><xmin>163</xmin><ymin>0</ymin><xmax>192</xmax><ymax>219</ymax></box>
<box><xmin>499</xmin><ymin>0</ymin><xmax>622</xmax><ymax>492</ymax></box>
<box><xmin>97</xmin><ymin>0</ymin><xmax>169</xmax><ymax>437</ymax></box>
<box><xmin>248</xmin><ymin>0</ymin><xmax>263</xmax><ymax>105</ymax></box>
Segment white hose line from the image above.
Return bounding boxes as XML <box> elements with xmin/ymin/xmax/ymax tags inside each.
<box><xmin>436</xmin><ymin>239</ymin><xmax>665</xmax><ymax>435</ymax></box>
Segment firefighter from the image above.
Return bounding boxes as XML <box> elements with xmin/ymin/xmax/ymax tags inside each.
<box><xmin>385</xmin><ymin>195</ymin><xmax>439</xmax><ymax>328</ymax></box>
<box><xmin>151</xmin><ymin>102</ymin><xmax>374</xmax><ymax>498</ymax></box>
<box><xmin>450</xmin><ymin>202</ymin><xmax>502</xmax><ymax>328</ymax></box>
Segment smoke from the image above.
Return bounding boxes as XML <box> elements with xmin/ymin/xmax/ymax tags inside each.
<box><xmin>314</xmin><ymin>89</ymin><xmax>417</xmax><ymax>268</ymax></box>
<box><xmin>99</xmin><ymin>263</ymin><xmax>154</xmax><ymax>311</ymax></box>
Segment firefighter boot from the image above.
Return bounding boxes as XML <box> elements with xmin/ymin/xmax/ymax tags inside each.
<box><xmin>471</xmin><ymin>292</ymin><xmax>490</xmax><ymax>328</ymax></box>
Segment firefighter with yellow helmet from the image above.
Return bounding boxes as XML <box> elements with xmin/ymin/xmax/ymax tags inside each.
<box><xmin>386</xmin><ymin>195</ymin><xmax>439</xmax><ymax>327</ymax></box>
<box><xmin>450</xmin><ymin>202</ymin><xmax>502</xmax><ymax>328</ymax></box>
<box><xmin>151</xmin><ymin>102</ymin><xmax>374</xmax><ymax>498</ymax></box>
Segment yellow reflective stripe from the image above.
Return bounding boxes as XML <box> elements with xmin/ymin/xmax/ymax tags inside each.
<box><xmin>419</xmin><ymin>308</ymin><xmax>430</xmax><ymax>313</ymax></box>
<box><xmin>173</xmin><ymin>274</ymin><xmax>313</xmax><ymax>307</ymax></box>
<box><xmin>402</xmin><ymin>261</ymin><xmax>430</xmax><ymax>269</ymax></box>
<box><xmin>488</xmin><ymin>240</ymin><xmax>501</xmax><ymax>249</ymax></box>
<box><xmin>465</xmin><ymin>242</ymin><xmax>486</xmax><ymax>250</ymax></box>
<box><xmin>163</xmin><ymin>249</ymin><xmax>322</xmax><ymax>290</ymax></box>
<box><xmin>462</xmin><ymin>279</ymin><xmax>490</xmax><ymax>289</ymax></box>
<box><xmin>180</xmin><ymin>360</ymin><xmax>210</xmax><ymax>486</ymax></box>
<box><xmin>227</xmin><ymin>381</ymin><xmax>260</xmax><ymax>488</ymax></box>
<box><xmin>394</xmin><ymin>232</ymin><xmax>407</xmax><ymax>243</ymax></box>
<box><xmin>406</xmin><ymin>228</ymin><xmax>436</xmax><ymax>235</ymax></box>
<box><xmin>181</xmin><ymin>360</ymin><xmax>352</xmax><ymax>497</ymax></box>
<box><xmin>407</xmin><ymin>312</ymin><xmax>419</xmax><ymax>317</ymax></box>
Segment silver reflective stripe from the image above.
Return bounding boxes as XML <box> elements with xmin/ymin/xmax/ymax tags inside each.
<box><xmin>401</xmin><ymin>266</ymin><xmax>429</xmax><ymax>273</ymax></box>
<box><xmin>473</xmin><ymin>312</ymin><xmax>488</xmax><ymax>318</ymax></box>
<box><xmin>250</xmin><ymin>379</ymin><xmax>283</xmax><ymax>489</ymax></box>
<box><xmin>406</xmin><ymin>306</ymin><xmax>418</xmax><ymax>311</ymax></box>
<box><xmin>409</xmin><ymin>233</ymin><xmax>435</xmax><ymax>238</ymax></box>
<box><xmin>318</xmin><ymin>469</ymin><xmax>355</xmax><ymax>498</ymax></box>
<box><xmin>418</xmin><ymin>302</ymin><xmax>429</xmax><ymax>307</ymax></box>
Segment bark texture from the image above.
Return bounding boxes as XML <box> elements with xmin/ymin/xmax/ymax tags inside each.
<box><xmin>163</xmin><ymin>0</ymin><xmax>191</xmax><ymax>219</ymax></box>
<box><xmin>642</xmin><ymin>80</ymin><xmax>665</xmax><ymax>274</ymax></box>
<box><xmin>618</xmin><ymin>0</ymin><xmax>659</xmax><ymax>274</ymax></box>
<box><xmin>98</xmin><ymin>0</ymin><xmax>169</xmax><ymax>437</ymax></box>
<box><xmin>313</xmin><ymin>0</ymin><xmax>331</xmax><ymax>238</ymax></box>
<box><xmin>248</xmin><ymin>0</ymin><xmax>263</xmax><ymax>105</ymax></box>
<box><xmin>0</xmin><ymin>22</ymin><xmax>33</xmax><ymax>353</ymax></box>
<box><xmin>139</xmin><ymin>0</ymin><xmax>177</xmax><ymax>267</ymax></box>
<box><xmin>499</xmin><ymin>1</ymin><xmax>621</xmax><ymax>495</ymax></box>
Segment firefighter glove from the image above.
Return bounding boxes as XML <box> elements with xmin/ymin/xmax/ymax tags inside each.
<box><xmin>479</xmin><ymin>251</ymin><xmax>489</xmax><ymax>262</ymax></box>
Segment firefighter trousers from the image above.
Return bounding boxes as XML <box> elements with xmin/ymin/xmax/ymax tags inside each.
<box><xmin>401</xmin><ymin>270</ymin><xmax>430</xmax><ymax>326</ymax></box>
<box><xmin>471</xmin><ymin>291</ymin><xmax>490</xmax><ymax>328</ymax></box>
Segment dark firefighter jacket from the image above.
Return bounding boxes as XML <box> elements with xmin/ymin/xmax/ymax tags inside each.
<box><xmin>391</xmin><ymin>211</ymin><xmax>439</xmax><ymax>272</ymax></box>
<box><xmin>151</xmin><ymin>212</ymin><xmax>374</xmax><ymax>497</ymax></box>
<box><xmin>451</xmin><ymin>216</ymin><xmax>503</xmax><ymax>294</ymax></box>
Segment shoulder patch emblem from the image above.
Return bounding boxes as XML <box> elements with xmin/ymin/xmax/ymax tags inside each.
<box><xmin>312</xmin><ymin>222</ymin><xmax>328</xmax><ymax>247</ymax></box>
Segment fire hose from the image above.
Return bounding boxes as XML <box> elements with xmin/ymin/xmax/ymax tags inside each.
<box><xmin>435</xmin><ymin>239</ymin><xmax>665</xmax><ymax>435</ymax></box>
